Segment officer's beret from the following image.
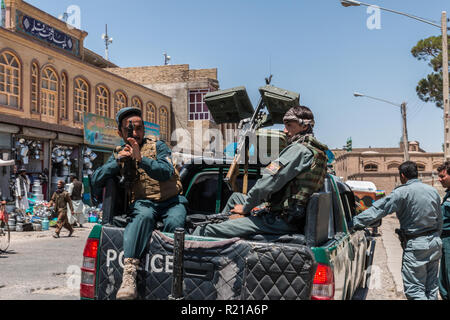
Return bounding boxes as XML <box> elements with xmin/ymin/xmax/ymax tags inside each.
<box><xmin>116</xmin><ymin>107</ymin><xmax>142</xmax><ymax>128</ymax></box>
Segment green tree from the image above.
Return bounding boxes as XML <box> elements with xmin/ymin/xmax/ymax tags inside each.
<box><xmin>411</xmin><ymin>35</ymin><xmax>450</xmax><ymax>109</ymax></box>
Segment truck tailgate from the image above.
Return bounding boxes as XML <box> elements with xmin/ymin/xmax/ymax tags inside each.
<box><xmin>96</xmin><ymin>227</ymin><xmax>317</xmax><ymax>300</ymax></box>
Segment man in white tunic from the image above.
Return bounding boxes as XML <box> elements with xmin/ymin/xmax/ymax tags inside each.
<box><xmin>68</xmin><ymin>174</ymin><xmax>85</xmax><ymax>227</ymax></box>
<box><xmin>15</xmin><ymin>167</ymin><xmax>30</xmax><ymax>214</ymax></box>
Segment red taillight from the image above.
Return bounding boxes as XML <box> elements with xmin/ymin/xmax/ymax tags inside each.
<box><xmin>311</xmin><ymin>263</ymin><xmax>335</xmax><ymax>300</ymax></box>
<box><xmin>80</xmin><ymin>238</ymin><xmax>99</xmax><ymax>299</ymax></box>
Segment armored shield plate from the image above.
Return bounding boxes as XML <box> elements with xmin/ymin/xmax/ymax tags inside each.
<box><xmin>204</xmin><ymin>87</ymin><xmax>254</xmax><ymax>124</ymax></box>
<box><xmin>259</xmin><ymin>85</ymin><xmax>300</xmax><ymax>124</ymax></box>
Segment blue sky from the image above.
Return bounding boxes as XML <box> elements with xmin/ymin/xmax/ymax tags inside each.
<box><xmin>27</xmin><ymin>0</ymin><xmax>450</xmax><ymax>152</ymax></box>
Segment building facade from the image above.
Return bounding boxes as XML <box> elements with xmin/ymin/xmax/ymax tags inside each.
<box><xmin>106</xmin><ymin>64</ymin><xmax>237</xmax><ymax>153</ymax></box>
<box><xmin>333</xmin><ymin>141</ymin><xmax>445</xmax><ymax>195</ymax></box>
<box><xmin>0</xmin><ymin>0</ymin><xmax>172</xmax><ymax>200</ymax></box>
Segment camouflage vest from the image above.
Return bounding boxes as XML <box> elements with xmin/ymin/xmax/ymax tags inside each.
<box><xmin>269</xmin><ymin>135</ymin><xmax>328</xmax><ymax>212</ymax></box>
<box><xmin>115</xmin><ymin>138</ymin><xmax>183</xmax><ymax>202</ymax></box>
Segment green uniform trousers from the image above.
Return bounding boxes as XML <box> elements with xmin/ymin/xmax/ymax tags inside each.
<box><xmin>192</xmin><ymin>192</ymin><xmax>300</xmax><ymax>239</ymax></box>
<box><xmin>401</xmin><ymin>235</ymin><xmax>442</xmax><ymax>300</ymax></box>
<box><xmin>439</xmin><ymin>236</ymin><xmax>450</xmax><ymax>300</ymax></box>
<box><xmin>124</xmin><ymin>195</ymin><xmax>187</xmax><ymax>259</ymax></box>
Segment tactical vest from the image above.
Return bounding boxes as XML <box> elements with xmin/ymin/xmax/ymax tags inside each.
<box><xmin>116</xmin><ymin>138</ymin><xmax>183</xmax><ymax>202</ymax></box>
<box><xmin>269</xmin><ymin>135</ymin><xmax>328</xmax><ymax>213</ymax></box>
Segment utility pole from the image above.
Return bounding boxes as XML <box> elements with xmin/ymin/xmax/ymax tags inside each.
<box><xmin>442</xmin><ymin>11</ymin><xmax>450</xmax><ymax>161</ymax></box>
<box><xmin>401</xmin><ymin>102</ymin><xmax>410</xmax><ymax>161</ymax></box>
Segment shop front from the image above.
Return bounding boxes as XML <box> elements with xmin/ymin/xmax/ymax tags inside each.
<box><xmin>83</xmin><ymin>113</ymin><xmax>121</xmax><ymax>203</ymax></box>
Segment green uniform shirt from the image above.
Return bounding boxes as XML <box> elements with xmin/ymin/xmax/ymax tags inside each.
<box><xmin>441</xmin><ymin>190</ymin><xmax>450</xmax><ymax>232</ymax></box>
<box><xmin>242</xmin><ymin>141</ymin><xmax>314</xmax><ymax>213</ymax></box>
<box><xmin>353</xmin><ymin>179</ymin><xmax>442</xmax><ymax>235</ymax></box>
<box><xmin>90</xmin><ymin>139</ymin><xmax>175</xmax><ymax>201</ymax></box>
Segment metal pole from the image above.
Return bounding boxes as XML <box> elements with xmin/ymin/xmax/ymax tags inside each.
<box><xmin>169</xmin><ymin>228</ymin><xmax>185</xmax><ymax>300</ymax></box>
<box><xmin>442</xmin><ymin>12</ymin><xmax>450</xmax><ymax>161</ymax></box>
<box><xmin>401</xmin><ymin>102</ymin><xmax>409</xmax><ymax>161</ymax></box>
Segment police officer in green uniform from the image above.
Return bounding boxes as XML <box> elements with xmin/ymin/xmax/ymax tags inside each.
<box><xmin>353</xmin><ymin>161</ymin><xmax>442</xmax><ymax>300</ymax></box>
<box><xmin>437</xmin><ymin>162</ymin><xmax>450</xmax><ymax>300</ymax></box>
<box><xmin>192</xmin><ymin>105</ymin><xmax>328</xmax><ymax>239</ymax></box>
<box><xmin>90</xmin><ymin>107</ymin><xmax>187</xmax><ymax>300</ymax></box>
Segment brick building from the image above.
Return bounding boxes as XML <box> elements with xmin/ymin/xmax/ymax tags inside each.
<box><xmin>106</xmin><ymin>64</ymin><xmax>237</xmax><ymax>153</ymax></box>
<box><xmin>333</xmin><ymin>141</ymin><xmax>445</xmax><ymax>195</ymax></box>
<box><xmin>0</xmin><ymin>0</ymin><xmax>172</xmax><ymax>198</ymax></box>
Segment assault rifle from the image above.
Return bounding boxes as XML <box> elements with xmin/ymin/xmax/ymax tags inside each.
<box><xmin>119</xmin><ymin>120</ymin><xmax>138</xmax><ymax>214</ymax></box>
<box><xmin>205</xmin><ymin>79</ymin><xmax>300</xmax><ymax>194</ymax></box>
<box><xmin>190</xmin><ymin>208</ymin><xmax>269</xmax><ymax>228</ymax></box>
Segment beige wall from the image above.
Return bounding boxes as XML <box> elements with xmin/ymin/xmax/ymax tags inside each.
<box><xmin>334</xmin><ymin>148</ymin><xmax>445</xmax><ymax>195</ymax></box>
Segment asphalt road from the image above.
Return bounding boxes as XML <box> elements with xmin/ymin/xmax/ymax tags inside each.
<box><xmin>0</xmin><ymin>224</ymin><xmax>93</xmax><ymax>300</ymax></box>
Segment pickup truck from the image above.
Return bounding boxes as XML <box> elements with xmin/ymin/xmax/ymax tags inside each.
<box><xmin>80</xmin><ymin>158</ymin><xmax>377</xmax><ymax>300</ymax></box>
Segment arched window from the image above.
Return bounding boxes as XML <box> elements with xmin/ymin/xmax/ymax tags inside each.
<box><xmin>364</xmin><ymin>164</ymin><xmax>378</xmax><ymax>172</ymax></box>
<box><xmin>387</xmin><ymin>162</ymin><xmax>400</xmax><ymax>172</ymax></box>
<box><xmin>31</xmin><ymin>62</ymin><xmax>39</xmax><ymax>113</ymax></box>
<box><xmin>114</xmin><ymin>91</ymin><xmax>127</xmax><ymax>118</ymax></box>
<box><xmin>145</xmin><ymin>102</ymin><xmax>156</xmax><ymax>123</ymax></box>
<box><xmin>417</xmin><ymin>164</ymin><xmax>426</xmax><ymax>172</ymax></box>
<box><xmin>60</xmin><ymin>72</ymin><xmax>68</xmax><ymax>120</ymax></box>
<box><xmin>0</xmin><ymin>50</ymin><xmax>21</xmax><ymax>108</ymax></box>
<box><xmin>159</xmin><ymin>106</ymin><xmax>169</xmax><ymax>142</ymax></box>
<box><xmin>131</xmin><ymin>96</ymin><xmax>142</xmax><ymax>110</ymax></box>
<box><xmin>40</xmin><ymin>67</ymin><xmax>58</xmax><ymax>118</ymax></box>
<box><xmin>74</xmin><ymin>77</ymin><xmax>89</xmax><ymax>122</ymax></box>
<box><xmin>95</xmin><ymin>85</ymin><xmax>109</xmax><ymax>118</ymax></box>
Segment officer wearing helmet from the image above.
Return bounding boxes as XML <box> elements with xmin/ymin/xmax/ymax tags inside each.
<box><xmin>192</xmin><ymin>105</ymin><xmax>328</xmax><ymax>238</ymax></box>
<box><xmin>90</xmin><ymin>107</ymin><xmax>187</xmax><ymax>300</ymax></box>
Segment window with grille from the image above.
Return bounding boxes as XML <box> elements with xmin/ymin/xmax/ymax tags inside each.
<box><xmin>74</xmin><ymin>78</ymin><xmax>89</xmax><ymax>122</ymax></box>
<box><xmin>60</xmin><ymin>72</ymin><xmax>68</xmax><ymax>119</ymax></box>
<box><xmin>96</xmin><ymin>85</ymin><xmax>109</xmax><ymax>118</ymax></box>
<box><xmin>40</xmin><ymin>67</ymin><xmax>58</xmax><ymax>118</ymax></box>
<box><xmin>145</xmin><ymin>102</ymin><xmax>156</xmax><ymax>123</ymax></box>
<box><xmin>31</xmin><ymin>62</ymin><xmax>39</xmax><ymax>113</ymax></box>
<box><xmin>114</xmin><ymin>91</ymin><xmax>127</xmax><ymax>118</ymax></box>
<box><xmin>131</xmin><ymin>96</ymin><xmax>142</xmax><ymax>110</ymax></box>
<box><xmin>0</xmin><ymin>51</ymin><xmax>20</xmax><ymax>108</ymax></box>
<box><xmin>188</xmin><ymin>89</ymin><xmax>211</xmax><ymax>121</ymax></box>
<box><xmin>364</xmin><ymin>164</ymin><xmax>378</xmax><ymax>172</ymax></box>
<box><xmin>159</xmin><ymin>107</ymin><xmax>169</xmax><ymax>141</ymax></box>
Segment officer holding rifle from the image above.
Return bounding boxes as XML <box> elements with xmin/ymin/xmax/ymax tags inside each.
<box><xmin>192</xmin><ymin>105</ymin><xmax>328</xmax><ymax>239</ymax></box>
<box><xmin>91</xmin><ymin>107</ymin><xmax>187</xmax><ymax>300</ymax></box>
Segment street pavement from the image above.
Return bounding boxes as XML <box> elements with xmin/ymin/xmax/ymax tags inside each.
<box><xmin>0</xmin><ymin>223</ymin><xmax>94</xmax><ymax>300</ymax></box>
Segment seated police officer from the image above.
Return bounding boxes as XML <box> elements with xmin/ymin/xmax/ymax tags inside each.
<box><xmin>192</xmin><ymin>105</ymin><xmax>328</xmax><ymax>239</ymax></box>
<box><xmin>91</xmin><ymin>107</ymin><xmax>187</xmax><ymax>300</ymax></box>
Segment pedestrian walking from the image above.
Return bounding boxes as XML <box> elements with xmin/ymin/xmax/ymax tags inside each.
<box><xmin>437</xmin><ymin>161</ymin><xmax>450</xmax><ymax>300</ymax></box>
<box><xmin>353</xmin><ymin>161</ymin><xmax>442</xmax><ymax>300</ymax></box>
<box><xmin>14</xmin><ymin>166</ymin><xmax>30</xmax><ymax>214</ymax></box>
<box><xmin>68</xmin><ymin>174</ymin><xmax>85</xmax><ymax>227</ymax></box>
<box><xmin>48</xmin><ymin>180</ymin><xmax>74</xmax><ymax>238</ymax></box>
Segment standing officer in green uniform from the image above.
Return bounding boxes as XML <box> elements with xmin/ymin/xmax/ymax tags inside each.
<box><xmin>437</xmin><ymin>162</ymin><xmax>450</xmax><ymax>300</ymax></box>
<box><xmin>353</xmin><ymin>161</ymin><xmax>442</xmax><ymax>300</ymax></box>
<box><xmin>193</xmin><ymin>105</ymin><xmax>328</xmax><ymax>239</ymax></box>
<box><xmin>90</xmin><ymin>107</ymin><xmax>187</xmax><ymax>300</ymax></box>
